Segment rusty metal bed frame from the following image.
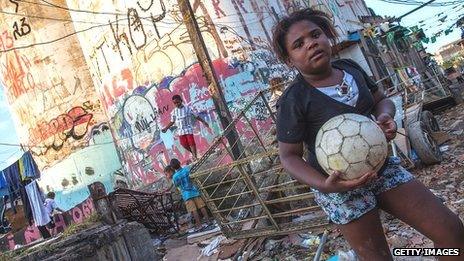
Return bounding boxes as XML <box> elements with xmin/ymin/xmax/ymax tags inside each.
<box><xmin>190</xmin><ymin>89</ymin><xmax>331</xmax><ymax>239</ymax></box>
<box><xmin>107</xmin><ymin>188</ymin><xmax>181</xmax><ymax>235</ymax></box>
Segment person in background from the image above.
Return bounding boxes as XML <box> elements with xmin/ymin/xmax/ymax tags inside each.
<box><xmin>166</xmin><ymin>158</ymin><xmax>211</xmax><ymax>231</ymax></box>
<box><xmin>44</xmin><ymin>192</ymin><xmax>64</xmax><ymax>229</ymax></box>
<box><xmin>162</xmin><ymin>95</ymin><xmax>210</xmax><ymax>160</ymax></box>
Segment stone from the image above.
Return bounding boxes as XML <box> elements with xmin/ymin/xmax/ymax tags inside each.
<box><xmin>10</xmin><ymin>221</ymin><xmax>156</xmax><ymax>261</ymax></box>
<box><xmin>387</xmin><ymin>235</ymin><xmax>409</xmax><ymax>248</ymax></box>
<box><xmin>121</xmin><ymin>222</ymin><xmax>157</xmax><ymax>260</ymax></box>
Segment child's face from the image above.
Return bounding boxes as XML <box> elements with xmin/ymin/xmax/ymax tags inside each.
<box><xmin>284</xmin><ymin>20</ymin><xmax>332</xmax><ymax>75</ymax></box>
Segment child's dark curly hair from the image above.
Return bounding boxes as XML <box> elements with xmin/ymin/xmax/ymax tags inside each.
<box><xmin>272</xmin><ymin>8</ymin><xmax>338</xmax><ymax>63</ymax></box>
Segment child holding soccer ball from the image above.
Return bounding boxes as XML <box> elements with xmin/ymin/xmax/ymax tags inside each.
<box><xmin>274</xmin><ymin>8</ymin><xmax>464</xmax><ymax>260</ymax></box>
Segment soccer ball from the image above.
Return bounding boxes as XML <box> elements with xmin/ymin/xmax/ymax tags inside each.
<box><xmin>315</xmin><ymin>113</ymin><xmax>388</xmax><ymax>180</ymax></box>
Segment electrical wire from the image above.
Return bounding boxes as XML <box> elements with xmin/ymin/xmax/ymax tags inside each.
<box><xmin>377</xmin><ymin>0</ymin><xmax>462</xmax><ymax>7</ymax></box>
<box><xmin>0</xmin><ymin>10</ymin><xmax>273</xmax><ymax>53</ymax></box>
<box><xmin>0</xmin><ymin>20</ymin><xmax>113</xmax><ymax>53</ymax></box>
<box><xmin>0</xmin><ymin>8</ymin><xmax>106</xmax><ymax>25</ymax></box>
<box><xmin>37</xmin><ymin>0</ymin><xmax>126</xmax><ymax>16</ymax></box>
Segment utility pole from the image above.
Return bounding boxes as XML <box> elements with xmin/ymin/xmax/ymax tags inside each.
<box><xmin>177</xmin><ymin>0</ymin><xmax>243</xmax><ymax>160</ymax></box>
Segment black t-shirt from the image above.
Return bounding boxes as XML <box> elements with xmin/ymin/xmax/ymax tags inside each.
<box><xmin>276</xmin><ymin>59</ymin><xmax>380</xmax><ymax>174</ymax></box>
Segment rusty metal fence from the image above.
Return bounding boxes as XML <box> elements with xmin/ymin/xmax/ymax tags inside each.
<box><xmin>190</xmin><ymin>89</ymin><xmax>330</xmax><ymax>239</ymax></box>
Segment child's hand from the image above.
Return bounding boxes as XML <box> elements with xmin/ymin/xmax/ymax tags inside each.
<box><xmin>320</xmin><ymin>171</ymin><xmax>377</xmax><ymax>193</ymax></box>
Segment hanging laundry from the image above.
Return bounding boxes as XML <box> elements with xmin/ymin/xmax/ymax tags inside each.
<box><xmin>0</xmin><ymin>171</ymin><xmax>7</xmax><ymax>189</ymax></box>
<box><xmin>25</xmin><ymin>180</ymin><xmax>50</xmax><ymax>227</ymax></box>
<box><xmin>3</xmin><ymin>161</ymin><xmax>21</xmax><ymax>193</ymax></box>
<box><xmin>18</xmin><ymin>157</ymin><xmax>25</xmax><ymax>181</ymax></box>
<box><xmin>21</xmin><ymin>152</ymin><xmax>40</xmax><ymax>179</ymax></box>
<box><xmin>3</xmin><ymin>161</ymin><xmax>22</xmax><ymax>212</ymax></box>
<box><xmin>20</xmin><ymin>180</ymin><xmax>34</xmax><ymax>225</ymax></box>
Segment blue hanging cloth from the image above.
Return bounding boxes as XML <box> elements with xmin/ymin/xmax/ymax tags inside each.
<box><xmin>2</xmin><ymin>161</ymin><xmax>22</xmax><ymax>213</ymax></box>
<box><xmin>0</xmin><ymin>171</ymin><xmax>7</xmax><ymax>189</ymax></box>
<box><xmin>21</xmin><ymin>151</ymin><xmax>40</xmax><ymax>179</ymax></box>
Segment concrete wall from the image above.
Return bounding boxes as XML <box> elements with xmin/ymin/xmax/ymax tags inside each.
<box><xmin>1</xmin><ymin>0</ymin><xmax>373</xmax><ymax>193</ymax></box>
<box><xmin>0</xmin><ymin>0</ymin><xmax>122</xmax><ymax>210</ymax></box>
<box><xmin>63</xmin><ymin>0</ymin><xmax>372</xmax><ymax>187</ymax></box>
<box><xmin>63</xmin><ymin>0</ymin><xmax>300</xmax><ymax>186</ymax></box>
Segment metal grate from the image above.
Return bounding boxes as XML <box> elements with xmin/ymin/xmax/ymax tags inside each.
<box><xmin>108</xmin><ymin>188</ymin><xmax>181</xmax><ymax>234</ymax></box>
<box><xmin>191</xmin><ymin>89</ymin><xmax>330</xmax><ymax>239</ymax></box>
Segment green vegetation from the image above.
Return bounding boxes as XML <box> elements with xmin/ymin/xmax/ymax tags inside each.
<box><xmin>62</xmin><ymin>213</ymin><xmax>101</xmax><ymax>238</ymax></box>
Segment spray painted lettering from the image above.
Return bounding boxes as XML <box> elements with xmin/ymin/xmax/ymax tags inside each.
<box><xmin>29</xmin><ymin>104</ymin><xmax>94</xmax><ymax>153</ymax></box>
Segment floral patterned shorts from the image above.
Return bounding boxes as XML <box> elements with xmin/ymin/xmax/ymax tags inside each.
<box><xmin>312</xmin><ymin>157</ymin><xmax>414</xmax><ymax>225</ymax></box>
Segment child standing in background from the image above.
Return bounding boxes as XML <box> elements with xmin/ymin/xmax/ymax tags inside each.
<box><xmin>164</xmin><ymin>159</ymin><xmax>211</xmax><ymax>231</ymax></box>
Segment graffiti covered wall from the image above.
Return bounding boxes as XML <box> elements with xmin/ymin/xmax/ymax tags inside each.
<box><xmin>64</xmin><ymin>0</ymin><xmax>372</xmax><ymax>187</ymax></box>
<box><xmin>0</xmin><ymin>0</ymin><xmax>122</xmax><ymax>209</ymax></box>
<box><xmin>64</xmin><ymin>0</ymin><xmax>303</xmax><ymax>186</ymax></box>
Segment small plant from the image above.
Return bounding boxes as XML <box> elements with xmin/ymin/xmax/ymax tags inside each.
<box><xmin>0</xmin><ymin>251</ymin><xmax>13</xmax><ymax>261</ymax></box>
<box><xmin>62</xmin><ymin>213</ymin><xmax>102</xmax><ymax>238</ymax></box>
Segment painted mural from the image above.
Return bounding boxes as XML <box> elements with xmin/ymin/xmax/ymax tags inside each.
<box><xmin>0</xmin><ymin>0</ymin><xmax>122</xmax><ymax>209</ymax></box>
<box><xmin>64</xmin><ymin>0</ymin><xmax>302</xmax><ymax>186</ymax></box>
<box><xmin>63</xmin><ymin>0</ymin><xmax>371</xmax><ymax>186</ymax></box>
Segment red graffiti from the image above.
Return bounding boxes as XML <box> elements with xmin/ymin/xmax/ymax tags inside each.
<box><xmin>29</xmin><ymin>105</ymin><xmax>93</xmax><ymax>149</ymax></box>
<box><xmin>113</xmin><ymin>59</ymin><xmax>269</xmax><ymax>185</ymax></box>
<box><xmin>50</xmin><ymin>214</ymin><xmax>67</xmax><ymax>235</ymax></box>
<box><xmin>72</xmin><ymin>207</ymin><xmax>84</xmax><ymax>223</ymax></box>
<box><xmin>0</xmin><ymin>30</ymin><xmax>14</xmax><ymax>50</ymax></box>
<box><xmin>102</xmin><ymin>68</ymin><xmax>134</xmax><ymax>108</ymax></box>
<box><xmin>1</xmin><ymin>49</ymin><xmax>32</xmax><ymax>98</ymax></box>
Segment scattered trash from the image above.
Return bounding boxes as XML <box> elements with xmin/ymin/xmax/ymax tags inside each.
<box><xmin>200</xmin><ymin>235</ymin><xmax>226</xmax><ymax>257</ymax></box>
<box><xmin>152</xmin><ymin>238</ymin><xmax>163</xmax><ymax>247</ymax></box>
<box><xmin>299</xmin><ymin>235</ymin><xmax>320</xmax><ymax>248</ymax></box>
<box><xmin>439</xmin><ymin>145</ymin><xmax>449</xmax><ymax>152</ymax></box>
<box><xmin>327</xmin><ymin>249</ymin><xmax>357</xmax><ymax>261</ymax></box>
